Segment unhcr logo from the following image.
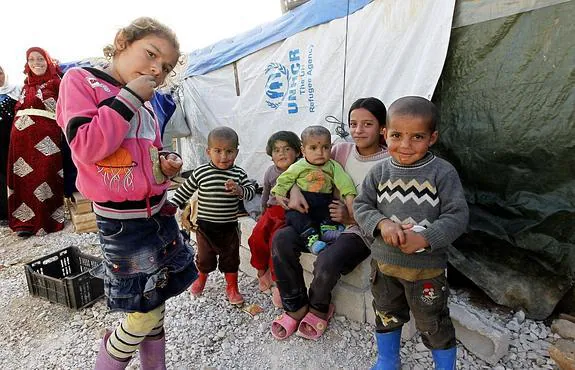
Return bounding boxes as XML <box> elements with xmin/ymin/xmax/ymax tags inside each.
<box><xmin>264</xmin><ymin>63</ymin><xmax>289</xmax><ymax>110</ymax></box>
<box><xmin>264</xmin><ymin>49</ymin><xmax>305</xmax><ymax>114</ymax></box>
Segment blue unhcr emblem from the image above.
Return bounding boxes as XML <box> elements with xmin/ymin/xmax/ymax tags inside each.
<box><xmin>264</xmin><ymin>63</ymin><xmax>289</xmax><ymax>109</ymax></box>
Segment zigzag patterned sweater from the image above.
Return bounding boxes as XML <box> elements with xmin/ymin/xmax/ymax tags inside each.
<box><xmin>353</xmin><ymin>152</ymin><xmax>469</xmax><ymax>269</ymax></box>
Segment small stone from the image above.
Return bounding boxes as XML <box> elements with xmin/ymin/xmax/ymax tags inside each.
<box><xmin>506</xmin><ymin>319</ymin><xmax>521</xmax><ymax>332</ymax></box>
<box><xmin>551</xmin><ymin>319</ymin><xmax>575</xmax><ymax>340</ymax></box>
<box><xmin>514</xmin><ymin>310</ymin><xmax>526</xmax><ymax>324</ymax></box>
<box><xmin>415</xmin><ymin>343</ymin><xmax>427</xmax><ymax>352</ymax></box>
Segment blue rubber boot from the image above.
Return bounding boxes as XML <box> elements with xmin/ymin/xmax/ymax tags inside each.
<box><xmin>432</xmin><ymin>347</ymin><xmax>457</xmax><ymax>370</ymax></box>
<box><xmin>372</xmin><ymin>330</ymin><xmax>401</xmax><ymax>370</ymax></box>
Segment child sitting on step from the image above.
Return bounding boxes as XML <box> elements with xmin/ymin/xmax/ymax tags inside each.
<box><xmin>272</xmin><ymin>125</ymin><xmax>357</xmax><ymax>255</ymax></box>
<box><xmin>248</xmin><ymin>131</ymin><xmax>301</xmax><ymax>306</ymax></box>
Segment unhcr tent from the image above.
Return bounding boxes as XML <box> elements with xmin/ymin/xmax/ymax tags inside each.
<box><xmin>178</xmin><ymin>0</ymin><xmax>575</xmax><ymax>319</ymax></box>
<box><xmin>178</xmin><ymin>0</ymin><xmax>457</xmax><ymax>179</ymax></box>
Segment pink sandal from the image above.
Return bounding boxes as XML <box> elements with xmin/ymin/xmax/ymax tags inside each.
<box><xmin>296</xmin><ymin>304</ymin><xmax>336</xmax><ymax>340</ymax></box>
<box><xmin>271</xmin><ymin>313</ymin><xmax>300</xmax><ymax>340</ymax></box>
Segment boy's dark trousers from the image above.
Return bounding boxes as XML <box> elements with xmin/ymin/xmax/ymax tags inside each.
<box><xmin>284</xmin><ymin>191</ymin><xmax>335</xmax><ymax>235</ymax></box>
<box><xmin>371</xmin><ymin>260</ymin><xmax>456</xmax><ymax>350</ymax></box>
<box><xmin>195</xmin><ymin>220</ymin><xmax>240</xmax><ymax>273</ymax></box>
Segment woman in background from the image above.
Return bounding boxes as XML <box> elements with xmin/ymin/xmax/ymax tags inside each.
<box><xmin>7</xmin><ymin>48</ymin><xmax>64</xmax><ymax>237</ymax></box>
<box><xmin>0</xmin><ymin>65</ymin><xmax>21</xmax><ymax>222</ymax></box>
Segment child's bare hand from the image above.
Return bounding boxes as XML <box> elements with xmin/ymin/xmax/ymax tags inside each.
<box><xmin>398</xmin><ymin>231</ymin><xmax>429</xmax><ymax>254</ymax></box>
<box><xmin>276</xmin><ymin>196</ymin><xmax>290</xmax><ymax>210</ymax></box>
<box><xmin>288</xmin><ymin>196</ymin><xmax>309</xmax><ymax>214</ymax></box>
<box><xmin>225</xmin><ymin>179</ymin><xmax>243</xmax><ymax>197</ymax></box>
<box><xmin>288</xmin><ymin>186</ymin><xmax>309</xmax><ymax>214</ymax></box>
<box><xmin>329</xmin><ymin>200</ymin><xmax>349</xmax><ymax>224</ymax></box>
<box><xmin>126</xmin><ymin>75</ymin><xmax>157</xmax><ymax>101</ymax></box>
<box><xmin>378</xmin><ymin>220</ymin><xmax>413</xmax><ymax>247</ymax></box>
<box><xmin>160</xmin><ymin>153</ymin><xmax>182</xmax><ymax>177</ymax></box>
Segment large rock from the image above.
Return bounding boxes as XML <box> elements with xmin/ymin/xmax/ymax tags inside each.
<box><xmin>557</xmin><ymin>287</ymin><xmax>575</xmax><ymax>316</ymax></box>
<box><xmin>449</xmin><ymin>301</ymin><xmax>509</xmax><ymax>365</ymax></box>
<box><xmin>447</xmin><ymin>233</ymin><xmax>574</xmax><ymax>320</ymax></box>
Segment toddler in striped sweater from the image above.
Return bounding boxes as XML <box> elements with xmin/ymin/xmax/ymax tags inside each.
<box><xmin>169</xmin><ymin>126</ymin><xmax>255</xmax><ymax>305</ymax></box>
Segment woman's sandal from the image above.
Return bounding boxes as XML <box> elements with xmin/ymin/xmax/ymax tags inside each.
<box><xmin>296</xmin><ymin>304</ymin><xmax>336</xmax><ymax>340</ymax></box>
<box><xmin>271</xmin><ymin>313</ymin><xmax>300</xmax><ymax>340</ymax></box>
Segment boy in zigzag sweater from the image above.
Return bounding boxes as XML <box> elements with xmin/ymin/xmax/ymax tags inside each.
<box><xmin>353</xmin><ymin>96</ymin><xmax>469</xmax><ymax>369</ymax></box>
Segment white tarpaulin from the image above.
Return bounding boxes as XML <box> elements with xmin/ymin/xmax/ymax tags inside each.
<box><xmin>179</xmin><ymin>0</ymin><xmax>456</xmax><ymax>182</ymax></box>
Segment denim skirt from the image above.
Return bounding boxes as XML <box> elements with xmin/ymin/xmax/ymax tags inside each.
<box><xmin>93</xmin><ymin>213</ymin><xmax>198</xmax><ymax>313</ymax></box>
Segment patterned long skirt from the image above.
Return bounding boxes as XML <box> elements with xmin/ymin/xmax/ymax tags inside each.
<box><xmin>7</xmin><ymin>112</ymin><xmax>65</xmax><ymax>235</ymax></box>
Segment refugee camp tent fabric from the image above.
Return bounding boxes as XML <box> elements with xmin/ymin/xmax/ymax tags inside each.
<box><xmin>179</xmin><ymin>0</ymin><xmax>457</xmax><ymax>181</ymax></box>
<box><xmin>179</xmin><ymin>0</ymin><xmax>574</xmax><ymax>319</ymax></box>
<box><xmin>433</xmin><ymin>0</ymin><xmax>575</xmax><ymax>319</ymax></box>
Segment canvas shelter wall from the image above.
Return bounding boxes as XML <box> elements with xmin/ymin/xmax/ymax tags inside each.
<box><xmin>177</xmin><ymin>0</ymin><xmax>574</xmax><ymax>320</ymax></box>
<box><xmin>178</xmin><ymin>0</ymin><xmax>456</xmax><ymax>181</ymax></box>
<box><xmin>432</xmin><ymin>0</ymin><xmax>575</xmax><ymax>320</ymax></box>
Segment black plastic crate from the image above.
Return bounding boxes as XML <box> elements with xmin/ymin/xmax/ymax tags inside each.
<box><xmin>24</xmin><ymin>246</ymin><xmax>104</xmax><ymax>310</ymax></box>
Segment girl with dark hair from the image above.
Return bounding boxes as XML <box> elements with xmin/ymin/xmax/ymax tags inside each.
<box><xmin>348</xmin><ymin>97</ymin><xmax>388</xmax><ymax>147</ymax></box>
<box><xmin>248</xmin><ymin>130</ymin><xmax>301</xmax><ymax>306</ymax></box>
<box><xmin>271</xmin><ymin>97</ymin><xmax>389</xmax><ymax>340</ymax></box>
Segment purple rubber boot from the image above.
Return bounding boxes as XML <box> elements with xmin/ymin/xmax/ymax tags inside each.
<box><xmin>139</xmin><ymin>331</ymin><xmax>167</xmax><ymax>370</ymax></box>
<box><xmin>94</xmin><ymin>331</ymin><xmax>130</xmax><ymax>370</ymax></box>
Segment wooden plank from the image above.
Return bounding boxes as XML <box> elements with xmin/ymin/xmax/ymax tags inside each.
<box><xmin>70</xmin><ymin>192</ymin><xmax>93</xmax><ymax>214</ymax></box>
<box><xmin>72</xmin><ymin>202</ymin><xmax>93</xmax><ymax>214</ymax></box>
<box><xmin>71</xmin><ymin>212</ymin><xmax>96</xmax><ymax>223</ymax></box>
<box><xmin>74</xmin><ymin>222</ymin><xmax>98</xmax><ymax>234</ymax></box>
<box><xmin>71</xmin><ymin>211</ymin><xmax>98</xmax><ymax>234</ymax></box>
<box><xmin>71</xmin><ymin>192</ymin><xmax>90</xmax><ymax>203</ymax></box>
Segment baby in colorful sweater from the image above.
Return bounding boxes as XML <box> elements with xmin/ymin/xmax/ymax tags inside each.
<box><xmin>272</xmin><ymin>125</ymin><xmax>357</xmax><ymax>254</ymax></box>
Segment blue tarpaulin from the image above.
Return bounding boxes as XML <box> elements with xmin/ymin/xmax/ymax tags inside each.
<box><xmin>184</xmin><ymin>0</ymin><xmax>372</xmax><ymax>77</ymax></box>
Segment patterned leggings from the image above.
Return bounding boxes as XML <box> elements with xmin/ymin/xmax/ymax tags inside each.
<box><xmin>106</xmin><ymin>304</ymin><xmax>165</xmax><ymax>360</ymax></box>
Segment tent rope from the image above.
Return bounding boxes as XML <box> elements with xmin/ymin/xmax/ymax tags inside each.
<box><xmin>333</xmin><ymin>0</ymin><xmax>351</xmax><ymax>139</ymax></box>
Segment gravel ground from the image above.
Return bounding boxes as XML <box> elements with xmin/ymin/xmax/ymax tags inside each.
<box><xmin>0</xmin><ymin>221</ymin><xmax>561</xmax><ymax>369</ymax></box>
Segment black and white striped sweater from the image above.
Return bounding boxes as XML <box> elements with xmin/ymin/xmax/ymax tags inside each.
<box><xmin>170</xmin><ymin>162</ymin><xmax>255</xmax><ymax>223</ymax></box>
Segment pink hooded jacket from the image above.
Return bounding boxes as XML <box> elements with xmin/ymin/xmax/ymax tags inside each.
<box><xmin>56</xmin><ymin>67</ymin><xmax>171</xmax><ymax>219</ymax></box>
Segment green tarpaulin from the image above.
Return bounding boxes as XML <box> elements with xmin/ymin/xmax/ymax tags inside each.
<box><xmin>433</xmin><ymin>1</ymin><xmax>575</xmax><ymax>319</ymax></box>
